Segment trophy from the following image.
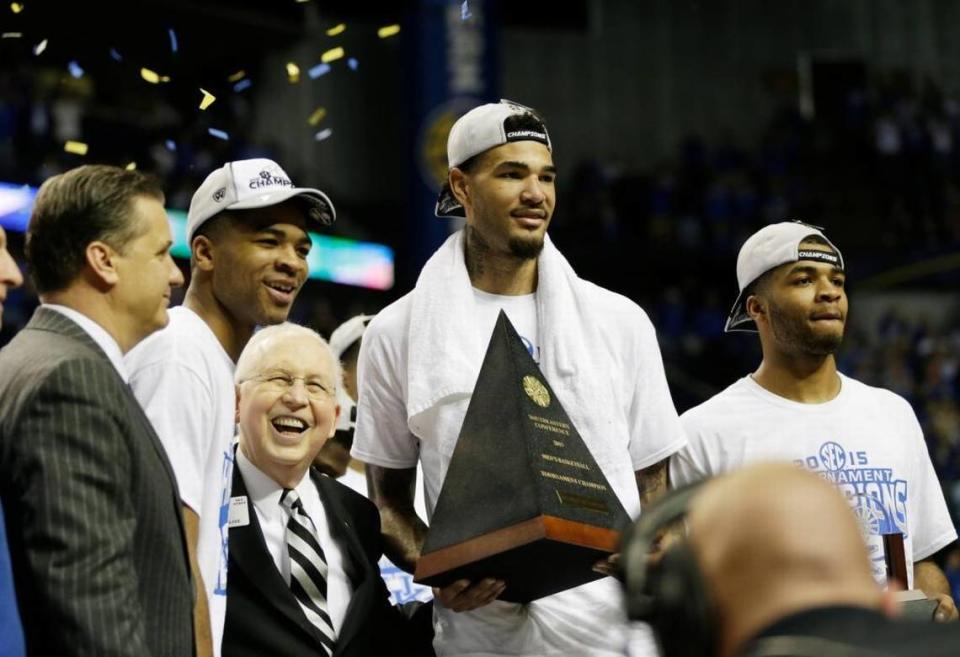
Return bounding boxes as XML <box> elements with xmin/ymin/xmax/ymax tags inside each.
<box><xmin>413</xmin><ymin>311</ymin><xmax>631</xmax><ymax>602</ymax></box>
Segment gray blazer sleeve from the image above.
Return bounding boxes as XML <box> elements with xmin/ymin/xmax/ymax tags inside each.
<box><xmin>11</xmin><ymin>358</ymin><xmax>152</xmax><ymax>656</ymax></box>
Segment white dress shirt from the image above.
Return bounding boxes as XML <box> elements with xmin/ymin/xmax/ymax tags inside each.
<box><xmin>44</xmin><ymin>303</ymin><xmax>128</xmax><ymax>382</ymax></box>
<box><xmin>235</xmin><ymin>448</ymin><xmax>354</xmax><ymax>635</ymax></box>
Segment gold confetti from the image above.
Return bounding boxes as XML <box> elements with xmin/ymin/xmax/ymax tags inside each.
<box><xmin>199</xmin><ymin>88</ymin><xmax>216</xmax><ymax>110</ymax></box>
<box><xmin>1</xmin><ymin>32</ymin><xmax>22</xmax><ymax>39</ymax></box>
<box><xmin>307</xmin><ymin>106</ymin><xmax>327</xmax><ymax>126</ymax></box>
<box><xmin>285</xmin><ymin>62</ymin><xmax>300</xmax><ymax>83</ymax></box>
<box><xmin>10</xmin><ymin>3</ymin><xmax>23</xmax><ymax>14</ymax></box>
<box><xmin>320</xmin><ymin>47</ymin><xmax>344</xmax><ymax>64</ymax></box>
<box><xmin>125</xmin><ymin>162</ymin><xmax>136</xmax><ymax>171</ymax></box>
<box><xmin>140</xmin><ymin>67</ymin><xmax>160</xmax><ymax>84</ymax></box>
<box><xmin>377</xmin><ymin>24</ymin><xmax>401</xmax><ymax>39</ymax></box>
<box><xmin>326</xmin><ymin>23</ymin><xmax>345</xmax><ymax>36</ymax></box>
<box><xmin>64</xmin><ymin>141</ymin><xmax>88</xmax><ymax>156</ymax></box>
<box><xmin>227</xmin><ymin>70</ymin><xmax>246</xmax><ymax>83</ymax></box>
<box><xmin>160</xmin><ymin>75</ymin><xmax>171</xmax><ymax>82</ymax></box>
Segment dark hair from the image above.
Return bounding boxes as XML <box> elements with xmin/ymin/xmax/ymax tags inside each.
<box><xmin>340</xmin><ymin>339</ymin><xmax>362</xmax><ymax>370</ymax></box>
<box><xmin>26</xmin><ymin>165</ymin><xmax>164</xmax><ymax>293</ymax></box>
<box><xmin>456</xmin><ymin>111</ymin><xmax>549</xmax><ymax>174</ymax></box>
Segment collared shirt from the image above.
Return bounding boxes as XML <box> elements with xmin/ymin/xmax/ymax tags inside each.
<box><xmin>235</xmin><ymin>448</ymin><xmax>353</xmax><ymax>636</ymax></box>
<box><xmin>43</xmin><ymin>303</ymin><xmax>128</xmax><ymax>382</ymax></box>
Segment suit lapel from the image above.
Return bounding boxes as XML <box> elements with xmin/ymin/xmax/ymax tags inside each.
<box><xmin>28</xmin><ymin>307</ymin><xmax>187</xmax><ymax>544</ymax></box>
<box><xmin>314</xmin><ymin>472</ymin><xmax>373</xmax><ymax>654</ymax></box>
<box><xmin>27</xmin><ymin>307</ymin><xmax>178</xmax><ymax>484</ymax></box>
<box><xmin>230</xmin><ymin>460</ymin><xmax>324</xmax><ymax>645</ymax></box>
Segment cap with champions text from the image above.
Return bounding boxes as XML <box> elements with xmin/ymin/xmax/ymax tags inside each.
<box><xmin>435</xmin><ymin>99</ymin><xmax>552</xmax><ymax>218</ymax></box>
<box><xmin>725</xmin><ymin>221</ymin><xmax>845</xmax><ymax>333</ymax></box>
<box><xmin>187</xmin><ymin>158</ymin><xmax>336</xmax><ymax>241</ymax></box>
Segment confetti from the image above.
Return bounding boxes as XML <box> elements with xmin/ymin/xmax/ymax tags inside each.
<box><xmin>198</xmin><ymin>88</ymin><xmax>216</xmax><ymax>110</ymax></box>
<box><xmin>208</xmin><ymin>127</ymin><xmax>229</xmax><ymax>141</ymax></box>
<box><xmin>307</xmin><ymin>63</ymin><xmax>330</xmax><ymax>79</ymax></box>
<box><xmin>10</xmin><ymin>3</ymin><xmax>23</xmax><ymax>14</ymax></box>
<box><xmin>461</xmin><ymin>1</ymin><xmax>471</xmax><ymax>20</ymax></box>
<box><xmin>377</xmin><ymin>24</ymin><xmax>400</xmax><ymax>39</ymax></box>
<box><xmin>320</xmin><ymin>47</ymin><xmax>344</xmax><ymax>63</ymax></box>
<box><xmin>314</xmin><ymin>128</ymin><xmax>332</xmax><ymax>142</ymax></box>
<box><xmin>125</xmin><ymin>162</ymin><xmax>136</xmax><ymax>170</ymax></box>
<box><xmin>233</xmin><ymin>79</ymin><xmax>252</xmax><ymax>92</ymax></box>
<box><xmin>164</xmin><ymin>139</ymin><xmax>176</xmax><ymax>151</ymax></box>
<box><xmin>307</xmin><ymin>106</ymin><xmax>326</xmax><ymax>126</ymax></box>
<box><xmin>227</xmin><ymin>70</ymin><xmax>246</xmax><ymax>82</ymax></box>
<box><xmin>168</xmin><ymin>28</ymin><xmax>178</xmax><ymax>53</ymax></box>
<box><xmin>326</xmin><ymin>23</ymin><xmax>345</xmax><ymax>36</ymax></box>
<box><xmin>347</xmin><ymin>57</ymin><xmax>358</xmax><ymax>71</ymax></box>
<box><xmin>2</xmin><ymin>32</ymin><xmax>22</xmax><ymax>39</ymax></box>
<box><xmin>64</xmin><ymin>141</ymin><xmax>88</xmax><ymax>155</ymax></box>
<box><xmin>68</xmin><ymin>60</ymin><xmax>84</xmax><ymax>79</ymax></box>
<box><xmin>286</xmin><ymin>62</ymin><xmax>300</xmax><ymax>83</ymax></box>
<box><xmin>140</xmin><ymin>67</ymin><xmax>161</xmax><ymax>83</ymax></box>
<box><xmin>109</xmin><ymin>47</ymin><xmax>123</xmax><ymax>61</ymax></box>
<box><xmin>32</xmin><ymin>38</ymin><xmax>47</xmax><ymax>55</ymax></box>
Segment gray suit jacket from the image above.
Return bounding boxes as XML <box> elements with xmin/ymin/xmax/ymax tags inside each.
<box><xmin>0</xmin><ymin>307</ymin><xmax>193</xmax><ymax>657</ymax></box>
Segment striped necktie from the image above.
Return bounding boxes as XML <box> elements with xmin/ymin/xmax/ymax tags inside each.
<box><xmin>280</xmin><ymin>488</ymin><xmax>336</xmax><ymax>654</ymax></box>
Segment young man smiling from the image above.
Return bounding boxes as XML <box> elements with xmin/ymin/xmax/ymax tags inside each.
<box><xmin>352</xmin><ymin>100</ymin><xmax>686</xmax><ymax>656</ymax></box>
<box><xmin>125</xmin><ymin>158</ymin><xmax>335</xmax><ymax>657</ymax></box>
<box><xmin>672</xmin><ymin>221</ymin><xmax>958</xmax><ymax>622</ymax></box>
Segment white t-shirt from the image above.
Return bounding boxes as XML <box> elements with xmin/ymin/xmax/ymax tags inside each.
<box><xmin>125</xmin><ymin>307</ymin><xmax>236</xmax><ymax>656</ymax></box>
<box><xmin>235</xmin><ymin>449</ymin><xmax>352</xmax><ymax>635</ymax></box>
<box><xmin>472</xmin><ymin>289</ymin><xmax>540</xmax><ymax>363</ymax></box>
<box><xmin>339</xmin><ymin>466</ymin><xmax>433</xmax><ymax>605</ymax></box>
<box><xmin>353</xmin><ymin>285</ymin><xmax>686</xmax><ymax>657</ymax></box>
<box><xmin>672</xmin><ymin>373</ymin><xmax>958</xmax><ymax>588</ymax></box>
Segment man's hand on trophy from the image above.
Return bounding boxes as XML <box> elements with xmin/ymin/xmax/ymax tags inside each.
<box><xmin>433</xmin><ymin>578</ymin><xmax>507</xmax><ymax>612</ymax></box>
<box><xmin>932</xmin><ymin>592</ymin><xmax>959</xmax><ymax>622</ymax></box>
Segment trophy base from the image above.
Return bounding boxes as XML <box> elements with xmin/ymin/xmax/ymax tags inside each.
<box><xmin>414</xmin><ymin>514</ymin><xmax>621</xmax><ymax>603</ymax></box>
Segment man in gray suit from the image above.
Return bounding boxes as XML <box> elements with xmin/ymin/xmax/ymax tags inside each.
<box><xmin>0</xmin><ymin>165</ymin><xmax>193</xmax><ymax>656</ymax></box>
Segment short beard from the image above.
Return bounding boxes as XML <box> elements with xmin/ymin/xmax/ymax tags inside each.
<box><xmin>768</xmin><ymin>300</ymin><xmax>844</xmax><ymax>356</ymax></box>
<box><xmin>508</xmin><ymin>235</ymin><xmax>545</xmax><ymax>260</ymax></box>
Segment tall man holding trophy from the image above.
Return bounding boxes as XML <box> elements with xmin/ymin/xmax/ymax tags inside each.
<box><xmin>352</xmin><ymin>100</ymin><xmax>687</xmax><ymax>656</ymax></box>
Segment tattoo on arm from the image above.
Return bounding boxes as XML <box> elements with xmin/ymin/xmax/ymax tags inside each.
<box><xmin>636</xmin><ymin>458</ymin><xmax>670</xmax><ymax>509</ymax></box>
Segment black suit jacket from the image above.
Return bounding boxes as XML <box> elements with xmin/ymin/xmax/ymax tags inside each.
<box><xmin>0</xmin><ymin>307</ymin><xmax>194</xmax><ymax>657</ymax></box>
<box><xmin>224</xmin><ymin>460</ymin><xmax>421</xmax><ymax>657</ymax></box>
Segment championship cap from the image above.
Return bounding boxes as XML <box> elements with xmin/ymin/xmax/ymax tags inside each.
<box><xmin>329</xmin><ymin>314</ymin><xmax>375</xmax><ymax>360</ymax></box>
<box><xmin>187</xmin><ymin>158</ymin><xmax>335</xmax><ymax>241</ymax></box>
<box><xmin>726</xmin><ymin>221</ymin><xmax>844</xmax><ymax>333</ymax></box>
<box><xmin>435</xmin><ymin>99</ymin><xmax>551</xmax><ymax>218</ymax></box>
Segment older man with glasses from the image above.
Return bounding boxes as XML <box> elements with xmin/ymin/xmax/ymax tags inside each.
<box><xmin>222</xmin><ymin>322</ymin><xmax>426</xmax><ymax>657</ymax></box>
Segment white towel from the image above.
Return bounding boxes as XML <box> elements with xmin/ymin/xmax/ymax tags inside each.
<box><xmin>406</xmin><ymin>230</ymin><xmax>613</xmax><ymax>447</ymax></box>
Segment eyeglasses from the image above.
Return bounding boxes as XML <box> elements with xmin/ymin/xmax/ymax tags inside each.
<box><xmin>245</xmin><ymin>371</ymin><xmax>335</xmax><ymax>400</ymax></box>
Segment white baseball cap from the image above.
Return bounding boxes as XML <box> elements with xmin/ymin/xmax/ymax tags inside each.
<box><xmin>435</xmin><ymin>99</ymin><xmax>552</xmax><ymax>218</ymax></box>
<box><xmin>186</xmin><ymin>158</ymin><xmax>335</xmax><ymax>241</ymax></box>
<box><xmin>726</xmin><ymin>221</ymin><xmax>845</xmax><ymax>333</ymax></box>
<box><xmin>329</xmin><ymin>314</ymin><xmax>375</xmax><ymax>360</ymax></box>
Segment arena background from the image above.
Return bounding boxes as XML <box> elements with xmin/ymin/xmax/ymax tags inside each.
<box><xmin>1</xmin><ymin>0</ymin><xmax>959</xmax><ymax>595</ymax></box>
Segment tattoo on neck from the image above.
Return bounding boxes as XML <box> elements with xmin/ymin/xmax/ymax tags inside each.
<box><xmin>465</xmin><ymin>226</ymin><xmax>489</xmax><ymax>280</ymax></box>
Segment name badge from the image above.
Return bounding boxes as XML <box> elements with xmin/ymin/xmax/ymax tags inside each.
<box><xmin>228</xmin><ymin>496</ymin><xmax>250</xmax><ymax>528</ymax></box>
